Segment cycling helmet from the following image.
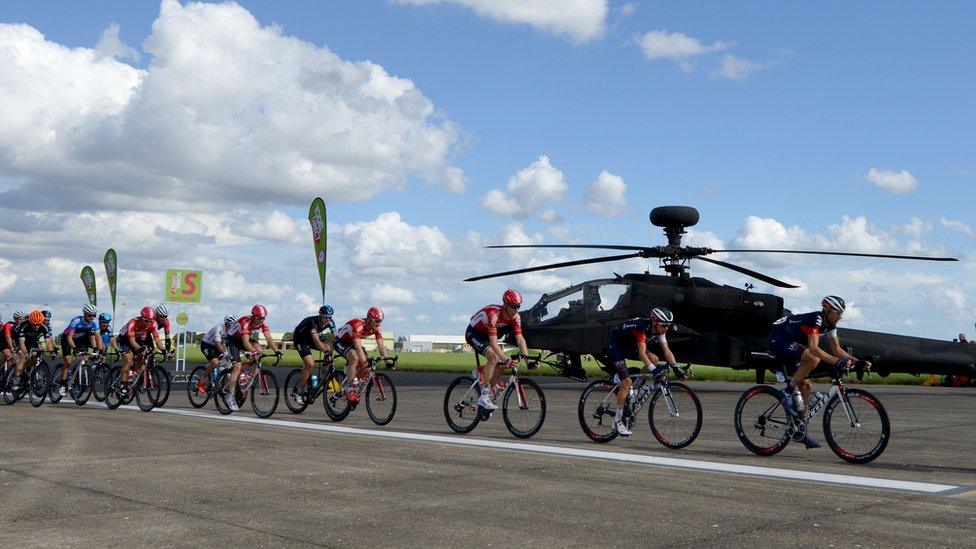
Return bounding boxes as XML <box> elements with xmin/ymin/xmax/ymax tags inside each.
<box><xmin>28</xmin><ymin>310</ymin><xmax>44</xmax><ymax>326</ymax></box>
<box><xmin>42</xmin><ymin>309</ymin><xmax>52</xmax><ymax>320</ymax></box>
<box><xmin>224</xmin><ymin>315</ymin><xmax>238</xmax><ymax>325</ymax></box>
<box><xmin>366</xmin><ymin>307</ymin><xmax>384</xmax><ymax>322</ymax></box>
<box><xmin>651</xmin><ymin>307</ymin><xmax>674</xmax><ymax>325</ymax></box>
<box><xmin>154</xmin><ymin>304</ymin><xmax>169</xmax><ymax>317</ymax></box>
<box><xmin>251</xmin><ymin>304</ymin><xmax>268</xmax><ymax>318</ymax></box>
<box><xmin>13</xmin><ymin>310</ymin><xmax>26</xmax><ymax>320</ymax></box>
<box><xmin>821</xmin><ymin>295</ymin><xmax>846</xmax><ymax>312</ymax></box>
<box><xmin>140</xmin><ymin>306</ymin><xmax>156</xmax><ymax>321</ymax></box>
<box><xmin>319</xmin><ymin>304</ymin><xmax>334</xmax><ymax>316</ymax></box>
<box><xmin>0</xmin><ymin>313</ymin><xmax>3</xmax><ymax>323</ymax></box>
<box><xmin>502</xmin><ymin>289</ymin><xmax>523</xmax><ymax>307</ymax></box>
<box><xmin>83</xmin><ymin>304</ymin><xmax>97</xmax><ymax>316</ymax></box>
<box><xmin>99</xmin><ymin>312</ymin><xmax>112</xmax><ymax>323</ymax></box>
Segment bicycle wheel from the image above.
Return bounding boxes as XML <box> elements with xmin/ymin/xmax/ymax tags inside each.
<box><xmin>92</xmin><ymin>362</ymin><xmax>112</xmax><ymax>402</ymax></box>
<box><xmin>103</xmin><ymin>367</ymin><xmax>124</xmax><ymax>410</ymax></box>
<box><xmin>3</xmin><ymin>367</ymin><xmax>25</xmax><ymax>404</ymax></box>
<box><xmin>502</xmin><ymin>378</ymin><xmax>546</xmax><ymax>439</ymax></box>
<box><xmin>154</xmin><ymin>366</ymin><xmax>172</xmax><ymax>408</ymax></box>
<box><xmin>443</xmin><ymin>375</ymin><xmax>482</xmax><ymax>434</ymax></box>
<box><xmin>733</xmin><ymin>384</ymin><xmax>791</xmax><ymax>456</ymax></box>
<box><xmin>48</xmin><ymin>362</ymin><xmax>65</xmax><ymax>404</ymax></box>
<box><xmin>365</xmin><ymin>373</ymin><xmax>397</xmax><ymax>425</ymax></box>
<box><xmin>577</xmin><ymin>379</ymin><xmax>619</xmax><ymax>443</ymax></box>
<box><xmin>29</xmin><ymin>361</ymin><xmax>51</xmax><ymax>407</ymax></box>
<box><xmin>186</xmin><ymin>366</ymin><xmax>212</xmax><ymax>408</ymax></box>
<box><xmin>71</xmin><ymin>365</ymin><xmax>93</xmax><ymax>406</ymax></box>
<box><xmin>213</xmin><ymin>369</ymin><xmax>236</xmax><ymax>415</ymax></box>
<box><xmin>823</xmin><ymin>388</ymin><xmax>890</xmax><ymax>464</ymax></box>
<box><xmin>250</xmin><ymin>369</ymin><xmax>279</xmax><ymax>418</ymax></box>
<box><xmin>648</xmin><ymin>382</ymin><xmax>702</xmax><ymax>449</ymax></box>
<box><xmin>323</xmin><ymin>370</ymin><xmax>351</xmax><ymax>422</ymax></box>
<box><xmin>283</xmin><ymin>368</ymin><xmax>310</xmax><ymax>414</ymax></box>
<box><xmin>136</xmin><ymin>368</ymin><xmax>161</xmax><ymax>412</ymax></box>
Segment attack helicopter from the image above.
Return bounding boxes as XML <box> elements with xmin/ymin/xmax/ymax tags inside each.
<box><xmin>466</xmin><ymin>206</ymin><xmax>975</xmax><ymax>382</ymax></box>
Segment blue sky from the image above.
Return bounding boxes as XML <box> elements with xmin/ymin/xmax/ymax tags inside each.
<box><xmin>0</xmin><ymin>1</ymin><xmax>972</xmax><ymax>339</ymax></box>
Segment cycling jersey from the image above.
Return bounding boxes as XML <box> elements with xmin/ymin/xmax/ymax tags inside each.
<box><xmin>607</xmin><ymin>317</ymin><xmax>668</xmax><ymax>377</ymax></box>
<box><xmin>118</xmin><ymin>317</ymin><xmax>159</xmax><ymax>340</ymax></box>
<box><xmin>100</xmin><ymin>326</ymin><xmax>113</xmax><ymax>348</ymax></box>
<box><xmin>769</xmin><ymin>311</ymin><xmax>837</xmax><ymax>344</ymax></box>
<box><xmin>201</xmin><ymin>324</ymin><xmax>228</xmax><ymax>346</ymax></box>
<box><xmin>0</xmin><ymin>321</ymin><xmax>14</xmax><ymax>351</ymax></box>
<box><xmin>468</xmin><ymin>305</ymin><xmax>522</xmax><ymax>337</ymax></box>
<box><xmin>336</xmin><ymin>318</ymin><xmax>382</xmax><ymax>343</ymax></box>
<box><xmin>155</xmin><ymin>317</ymin><xmax>171</xmax><ymax>337</ymax></box>
<box><xmin>227</xmin><ymin>315</ymin><xmax>269</xmax><ymax>341</ymax></box>
<box><xmin>293</xmin><ymin>316</ymin><xmax>335</xmax><ymax>343</ymax></box>
<box><xmin>63</xmin><ymin>315</ymin><xmax>99</xmax><ymax>340</ymax></box>
<box><xmin>15</xmin><ymin>323</ymin><xmax>48</xmax><ymax>348</ymax></box>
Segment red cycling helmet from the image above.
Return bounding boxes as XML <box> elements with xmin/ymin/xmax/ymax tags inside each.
<box><xmin>502</xmin><ymin>289</ymin><xmax>523</xmax><ymax>307</ymax></box>
<box><xmin>366</xmin><ymin>307</ymin><xmax>384</xmax><ymax>322</ymax></box>
<box><xmin>140</xmin><ymin>306</ymin><xmax>156</xmax><ymax>321</ymax></box>
<box><xmin>251</xmin><ymin>304</ymin><xmax>268</xmax><ymax>318</ymax></box>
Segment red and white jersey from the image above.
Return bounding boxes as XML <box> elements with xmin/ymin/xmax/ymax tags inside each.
<box><xmin>119</xmin><ymin>317</ymin><xmax>159</xmax><ymax>340</ymax></box>
<box><xmin>336</xmin><ymin>318</ymin><xmax>382</xmax><ymax>343</ymax></box>
<box><xmin>155</xmin><ymin>317</ymin><xmax>171</xmax><ymax>337</ymax></box>
<box><xmin>227</xmin><ymin>315</ymin><xmax>270</xmax><ymax>341</ymax></box>
<box><xmin>468</xmin><ymin>305</ymin><xmax>522</xmax><ymax>337</ymax></box>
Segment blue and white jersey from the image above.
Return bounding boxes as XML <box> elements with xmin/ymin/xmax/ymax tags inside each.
<box><xmin>100</xmin><ymin>326</ymin><xmax>113</xmax><ymax>347</ymax></box>
<box><xmin>63</xmin><ymin>316</ymin><xmax>99</xmax><ymax>339</ymax></box>
<box><xmin>769</xmin><ymin>311</ymin><xmax>837</xmax><ymax>344</ymax></box>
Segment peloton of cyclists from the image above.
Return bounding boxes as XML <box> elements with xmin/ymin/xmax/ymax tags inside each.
<box><xmin>465</xmin><ymin>289</ymin><xmax>531</xmax><ymax>412</ymax></box>
<box><xmin>117</xmin><ymin>307</ymin><xmax>168</xmax><ymax>396</ymax></box>
<box><xmin>56</xmin><ymin>305</ymin><xmax>105</xmax><ymax>396</ymax></box>
<box><xmin>334</xmin><ymin>307</ymin><xmax>389</xmax><ymax>404</ymax></box>
<box><xmin>606</xmin><ymin>307</ymin><xmax>680</xmax><ymax>436</ymax></box>
<box><xmin>292</xmin><ymin>305</ymin><xmax>336</xmax><ymax>400</ymax></box>
<box><xmin>224</xmin><ymin>304</ymin><xmax>282</xmax><ymax>411</ymax></box>
<box><xmin>768</xmin><ymin>295</ymin><xmax>871</xmax><ymax>449</ymax></box>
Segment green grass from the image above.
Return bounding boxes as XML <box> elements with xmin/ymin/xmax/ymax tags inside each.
<box><xmin>181</xmin><ymin>348</ymin><xmax>931</xmax><ymax>385</ymax></box>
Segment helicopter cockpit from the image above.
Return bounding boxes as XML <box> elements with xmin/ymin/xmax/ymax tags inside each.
<box><xmin>530</xmin><ymin>279</ymin><xmax>632</xmax><ymax>323</ymax></box>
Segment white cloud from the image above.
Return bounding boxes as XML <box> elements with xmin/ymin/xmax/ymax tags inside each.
<box><xmin>0</xmin><ymin>258</ymin><xmax>17</xmax><ymax>295</ymax></box>
<box><xmin>713</xmin><ymin>54</ymin><xmax>774</xmax><ymax>81</ymax></box>
<box><xmin>635</xmin><ymin>29</ymin><xmax>728</xmax><ymax>65</ymax></box>
<box><xmin>94</xmin><ymin>23</ymin><xmax>140</xmax><ymax>61</ymax></box>
<box><xmin>940</xmin><ymin>217</ymin><xmax>974</xmax><ymax>236</ymax></box>
<box><xmin>929</xmin><ymin>286</ymin><xmax>969</xmax><ymax>319</ymax></box>
<box><xmin>242</xmin><ymin>210</ymin><xmax>307</xmax><ymax>245</ymax></box>
<box><xmin>371</xmin><ymin>283</ymin><xmax>418</xmax><ymax>304</ymax></box>
<box><xmin>430</xmin><ymin>290</ymin><xmax>453</xmax><ymax>304</ymax></box>
<box><xmin>479</xmin><ymin>155</ymin><xmax>567</xmax><ymax>220</ymax></box>
<box><xmin>0</xmin><ymin>1</ymin><xmax>464</xmax><ymax>213</ymax></box>
<box><xmin>395</xmin><ymin>0</ymin><xmax>608</xmax><ymax>43</ymax></box>
<box><xmin>902</xmin><ymin>217</ymin><xmax>932</xmax><ymax>239</ymax></box>
<box><xmin>414</xmin><ymin>314</ymin><xmax>430</xmax><ymax>322</ymax></box>
<box><xmin>583</xmin><ymin>170</ymin><xmax>627</xmax><ymax>218</ymax></box>
<box><xmin>864</xmin><ymin>168</ymin><xmax>918</xmax><ymax>194</ymax></box>
<box><xmin>339</xmin><ymin>212</ymin><xmax>454</xmax><ymax>278</ymax></box>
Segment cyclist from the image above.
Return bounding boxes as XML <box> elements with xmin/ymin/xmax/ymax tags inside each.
<box><xmin>292</xmin><ymin>305</ymin><xmax>337</xmax><ymax>399</ymax></box>
<box><xmin>56</xmin><ymin>305</ymin><xmax>104</xmax><ymax>396</ymax></box>
<box><xmin>465</xmin><ymin>289</ymin><xmax>530</xmax><ymax>411</ymax></box>
<box><xmin>195</xmin><ymin>315</ymin><xmax>237</xmax><ymax>395</ymax></box>
<box><xmin>117</xmin><ymin>306</ymin><xmax>167</xmax><ymax>396</ymax></box>
<box><xmin>98</xmin><ymin>312</ymin><xmax>117</xmax><ymax>354</ymax></box>
<box><xmin>1</xmin><ymin>313</ymin><xmax>16</xmax><ymax>363</ymax></box>
<box><xmin>225</xmin><ymin>304</ymin><xmax>282</xmax><ymax>411</ymax></box>
<box><xmin>146</xmin><ymin>304</ymin><xmax>173</xmax><ymax>355</ymax></box>
<box><xmin>12</xmin><ymin>310</ymin><xmax>53</xmax><ymax>384</ymax></box>
<box><xmin>334</xmin><ymin>307</ymin><xmax>388</xmax><ymax>404</ymax></box>
<box><xmin>606</xmin><ymin>307</ymin><xmax>679</xmax><ymax>436</ymax></box>
<box><xmin>768</xmin><ymin>295</ymin><xmax>870</xmax><ymax>449</ymax></box>
<box><xmin>41</xmin><ymin>309</ymin><xmax>55</xmax><ymax>344</ymax></box>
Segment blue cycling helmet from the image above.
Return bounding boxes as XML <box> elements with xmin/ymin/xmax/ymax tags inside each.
<box><xmin>42</xmin><ymin>309</ymin><xmax>52</xmax><ymax>320</ymax></box>
<box><xmin>319</xmin><ymin>305</ymin><xmax>334</xmax><ymax>316</ymax></box>
<box><xmin>99</xmin><ymin>312</ymin><xmax>112</xmax><ymax>323</ymax></box>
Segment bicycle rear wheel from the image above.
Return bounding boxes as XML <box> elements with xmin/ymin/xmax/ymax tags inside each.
<box><xmin>250</xmin><ymin>369</ymin><xmax>279</xmax><ymax>418</ymax></box>
<box><xmin>186</xmin><ymin>365</ymin><xmax>211</xmax><ymax>408</ymax></box>
<box><xmin>502</xmin><ymin>378</ymin><xmax>546</xmax><ymax>439</ymax></box>
<box><xmin>283</xmin><ymin>368</ymin><xmax>310</xmax><ymax>414</ymax></box>
<box><xmin>323</xmin><ymin>370</ymin><xmax>351</xmax><ymax>422</ymax></box>
<box><xmin>154</xmin><ymin>366</ymin><xmax>172</xmax><ymax>408</ymax></box>
<box><xmin>71</xmin><ymin>365</ymin><xmax>93</xmax><ymax>406</ymax></box>
<box><xmin>48</xmin><ymin>362</ymin><xmax>65</xmax><ymax>404</ymax></box>
<box><xmin>213</xmin><ymin>369</ymin><xmax>242</xmax><ymax>415</ymax></box>
<box><xmin>443</xmin><ymin>376</ymin><xmax>482</xmax><ymax>434</ymax></box>
<box><xmin>136</xmin><ymin>368</ymin><xmax>161</xmax><ymax>412</ymax></box>
<box><xmin>92</xmin><ymin>362</ymin><xmax>112</xmax><ymax>402</ymax></box>
<box><xmin>365</xmin><ymin>373</ymin><xmax>397</xmax><ymax>425</ymax></box>
<box><xmin>733</xmin><ymin>384</ymin><xmax>791</xmax><ymax>456</ymax></box>
<box><xmin>29</xmin><ymin>361</ymin><xmax>51</xmax><ymax>407</ymax></box>
<box><xmin>104</xmin><ymin>367</ymin><xmax>124</xmax><ymax>410</ymax></box>
<box><xmin>823</xmin><ymin>388</ymin><xmax>890</xmax><ymax>464</ymax></box>
<box><xmin>648</xmin><ymin>382</ymin><xmax>702</xmax><ymax>449</ymax></box>
<box><xmin>577</xmin><ymin>379</ymin><xmax>619</xmax><ymax>443</ymax></box>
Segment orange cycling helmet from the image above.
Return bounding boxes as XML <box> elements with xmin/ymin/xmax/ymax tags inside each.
<box><xmin>28</xmin><ymin>310</ymin><xmax>45</xmax><ymax>326</ymax></box>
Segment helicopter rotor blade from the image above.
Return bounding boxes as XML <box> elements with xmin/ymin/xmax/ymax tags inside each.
<box><xmin>486</xmin><ymin>244</ymin><xmax>651</xmax><ymax>252</ymax></box>
<box><xmin>696</xmin><ymin>257</ymin><xmax>800</xmax><ymax>289</ymax></box>
<box><xmin>464</xmin><ymin>252</ymin><xmax>643</xmax><ymax>282</ymax></box>
<box><xmin>716</xmin><ymin>249</ymin><xmax>958</xmax><ymax>262</ymax></box>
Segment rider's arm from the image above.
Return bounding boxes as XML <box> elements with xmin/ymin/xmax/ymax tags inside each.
<box><xmin>311</xmin><ymin>331</ymin><xmax>331</xmax><ymax>353</ymax></box>
<box><xmin>352</xmin><ymin>337</ymin><xmax>367</xmax><ymax>360</ymax></box>
<box><xmin>18</xmin><ymin>336</ymin><xmax>27</xmax><ymax>355</ymax></box>
<box><xmin>659</xmin><ymin>339</ymin><xmax>678</xmax><ymax>365</ymax></box>
<box><xmin>128</xmin><ymin>333</ymin><xmax>142</xmax><ymax>352</ymax></box>
<box><xmin>376</xmin><ymin>334</ymin><xmax>388</xmax><ymax>358</ymax></box>
<box><xmin>91</xmin><ymin>333</ymin><xmax>103</xmax><ymax>353</ymax></box>
<box><xmin>805</xmin><ymin>332</ymin><xmax>840</xmax><ymax>364</ymax></box>
<box><xmin>4</xmin><ymin>326</ymin><xmax>13</xmax><ymax>350</ymax></box>
<box><xmin>635</xmin><ymin>340</ymin><xmax>654</xmax><ymax>369</ymax></box>
<box><xmin>263</xmin><ymin>328</ymin><xmax>279</xmax><ymax>353</ymax></box>
<box><xmin>514</xmin><ymin>333</ymin><xmax>529</xmax><ymax>357</ymax></box>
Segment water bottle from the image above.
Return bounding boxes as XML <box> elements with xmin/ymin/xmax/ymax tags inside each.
<box><xmin>792</xmin><ymin>390</ymin><xmax>805</xmax><ymax>413</ymax></box>
<box><xmin>774</xmin><ymin>370</ymin><xmax>786</xmax><ymax>383</ymax></box>
<box><xmin>211</xmin><ymin>369</ymin><xmax>219</xmax><ymax>381</ymax></box>
<box><xmin>637</xmin><ymin>384</ymin><xmax>651</xmax><ymax>400</ymax></box>
<box><xmin>311</xmin><ymin>374</ymin><xmax>319</xmax><ymax>390</ymax></box>
<box><xmin>809</xmin><ymin>391</ymin><xmax>825</xmax><ymax>413</ymax></box>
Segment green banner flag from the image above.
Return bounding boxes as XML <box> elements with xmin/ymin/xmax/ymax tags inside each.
<box><xmin>80</xmin><ymin>266</ymin><xmax>97</xmax><ymax>306</ymax></box>
<box><xmin>164</xmin><ymin>269</ymin><xmax>203</xmax><ymax>303</ymax></box>
<box><xmin>103</xmin><ymin>248</ymin><xmax>118</xmax><ymax>314</ymax></box>
<box><xmin>308</xmin><ymin>197</ymin><xmax>328</xmax><ymax>303</ymax></box>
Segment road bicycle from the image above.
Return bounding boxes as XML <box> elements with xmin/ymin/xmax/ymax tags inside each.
<box><xmin>443</xmin><ymin>353</ymin><xmax>546</xmax><ymax>439</ymax></box>
<box><xmin>186</xmin><ymin>352</ymin><xmax>233</xmax><ymax>408</ymax></box>
<box><xmin>2</xmin><ymin>348</ymin><xmax>54</xmax><ymax>407</ymax></box>
<box><xmin>103</xmin><ymin>348</ymin><xmax>164</xmax><ymax>412</ymax></box>
<box><xmin>320</xmin><ymin>355</ymin><xmax>398</xmax><ymax>425</ymax></box>
<box><xmin>733</xmin><ymin>361</ymin><xmax>890</xmax><ymax>464</ymax></box>
<box><xmin>213</xmin><ymin>352</ymin><xmax>281</xmax><ymax>418</ymax></box>
<box><xmin>578</xmin><ymin>364</ymin><xmax>702</xmax><ymax>448</ymax></box>
<box><xmin>48</xmin><ymin>349</ymin><xmax>101</xmax><ymax>406</ymax></box>
<box><xmin>283</xmin><ymin>353</ymin><xmax>338</xmax><ymax>414</ymax></box>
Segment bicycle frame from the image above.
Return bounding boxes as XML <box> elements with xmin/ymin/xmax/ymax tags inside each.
<box><xmin>462</xmin><ymin>362</ymin><xmax>528</xmax><ymax>410</ymax></box>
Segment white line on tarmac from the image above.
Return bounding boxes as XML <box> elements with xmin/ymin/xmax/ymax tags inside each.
<box><xmin>125</xmin><ymin>405</ymin><xmax>965</xmax><ymax>496</ymax></box>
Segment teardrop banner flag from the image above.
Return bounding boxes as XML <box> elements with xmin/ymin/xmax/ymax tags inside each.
<box><xmin>308</xmin><ymin>197</ymin><xmax>328</xmax><ymax>304</ymax></box>
<box><xmin>103</xmin><ymin>248</ymin><xmax>118</xmax><ymax>314</ymax></box>
<box><xmin>80</xmin><ymin>266</ymin><xmax>97</xmax><ymax>306</ymax></box>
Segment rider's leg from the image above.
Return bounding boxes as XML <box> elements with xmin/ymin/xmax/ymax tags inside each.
<box><xmin>344</xmin><ymin>349</ymin><xmax>361</xmax><ymax>386</ymax></box>
<box><xmin>62</xmin><ymin>353</ymin><xmax>73</xmax><ymax>381</ymax></box>
<box><xmin>791</xmin><ymin>349</ymin><xmax>821</xmax><ymax>412</ymax></box>
<box><xmin>299</xmin><ymin>353</ymin><xmax>314</xmax><ymax>387</ymax></box>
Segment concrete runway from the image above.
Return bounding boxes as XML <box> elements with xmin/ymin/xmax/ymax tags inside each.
<box><xmin>2</xmin><ymin>372</ymin><xmax>974</xmax><ymax>547</ymax></box>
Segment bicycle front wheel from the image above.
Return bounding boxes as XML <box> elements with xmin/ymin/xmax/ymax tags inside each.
<box><xmin>733</xmin><ymin>384</ymin><xmax>791</xmax><ymax>456</ymax></box>
<box><xmin>29</xmin><ymin>362</ymin><xmax>51</xmax><ymax>408</ymax></box>
<box><xmin>323</xmin><ymin>370</ymin><xmax>351</xmax><ymax>422</ymax></box>
<box><xmin>136</xmin><ymin>368</ymin><xmax>161</xmax><ymax>412</ymax></box>
<box><xmin>154</xmin><ymin>366</ymin><xmax>172</xmax><ymax>408</ymax></box>
<box><xmin>2</xmin><ymin>367</ymin><xmax>26</xmax><ymax>405</ymax></box>
<box><xmin>250</xmin><ymin>369</ymin><xmax>279</xmax><ymax>418</ymax></box>
<box><xmin>283</xmin><ymin>368</ymin><xmax>310</xmax><ymax>414</ymax></box>
<box><xmin>186</xmin><ymin>366</ymin><xmax>212</xmax><ymax>408</ymax></box>
<box><xmin>577</xmin><ymin>379</ymin><xmax>619</xmax><ymax>443</ymax></box>
<box><xmin>71</xmin><ymin>365</ymin><xmax>93</xmax><ymax>406</ymax></box>
<box><xmin>48</xmin><ymin>362</ymin><xmax>65</xmax><ymax>404</ymax></box>
<box><xmin>365</xmin><ymin>373</ymin><xmax>397</xmax><ymax>425</ymax></box>
<box><xmin>648</xmin><ymin>382</ymin><xmax>702</xmax><ymax>449</ymax></box>
<box><xmin>92</xmin><ymin>363</ymin><xmax>112</xmax><ymax>402</ymax></box>
<box><xmin>103</xmin><ymin>367</ymin><xmax>124</xmax><ymax>410</ymax></box>
<box><xmin>823</xmin><ymin>388</ymin><xmax>890</xmax><ymax>464</ymax></box>
<box><xmin>443</xmin><ymin>376</ymin><xmax>482</xmax><ymax>434</ymax></box>
<box><xmin>502</xmin><ymin>378</ymin><xmax>546</xmax><ymax>439</ymax></box>
<box><xmin>213</xmin><ymin>370</ymin><xmax>243</xmax><ymax>415</ymax></box>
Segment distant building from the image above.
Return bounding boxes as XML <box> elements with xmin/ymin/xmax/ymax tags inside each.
<box><xmin>405</xmin><ymin>334</ymin><xmax>472</xmax><ymax>353</ymax></box>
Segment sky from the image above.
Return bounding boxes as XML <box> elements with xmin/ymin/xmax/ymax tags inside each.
<box><xmin>0</xmin><ymin>0</ymin><xmax>973</xmax><ymax>339</ymax></box>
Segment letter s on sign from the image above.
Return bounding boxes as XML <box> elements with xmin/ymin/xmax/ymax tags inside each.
<box><xmin>182</xmin><ymin>272</ymin><xmax>198</xmax><ymax>296</ymax></box>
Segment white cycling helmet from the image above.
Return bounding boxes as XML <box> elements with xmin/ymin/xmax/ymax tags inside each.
<box><xmin>82</xmin><ymin>304</ymin><xmax>97</xmax><ymax>315</ymax></box>
<box><xmin>224</xmin><ymin>315</ymin><xmax>238</xmax><ymax>325</ymax></box>
<box><xmin>155</xmin><ymin>304</ymin><xmax>169</xmax><ymax>317</ymax></box>
<box><xmin>821</xmin><ymin>295</ymin><xmax>846</xmax><ymax>312</ymax></box>
<box><xmin>651</xmin><ymin>307</ymin><xmax>674</xmax><ymax>325</ymax></box>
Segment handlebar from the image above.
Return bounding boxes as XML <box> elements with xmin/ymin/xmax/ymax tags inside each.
<box><xmin>368</xmin><ymin>355</ymin><xmax>399</xmax><ymax>370</ymax></box>
<box><xmin>253</xmin><ymin>352</ymin><xmax>281</xmax><ymax>367</ymax></box>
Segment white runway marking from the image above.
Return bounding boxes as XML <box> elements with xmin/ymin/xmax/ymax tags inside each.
<box><xmin>127</xmin><ymin>405</ymin><xmax>966</xmax><ymax>496</ymax></box>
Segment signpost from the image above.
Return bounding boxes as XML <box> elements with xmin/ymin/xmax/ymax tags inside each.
<box><xmin>164</xmin><ymin>269</ymin><xmax>203</xmax><ymax>375</ymax></box>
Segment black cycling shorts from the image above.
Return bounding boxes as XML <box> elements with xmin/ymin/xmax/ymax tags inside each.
<box><xmin>200</xmin><ymin>341</ymin><xmax>222</xmax><ymax>362</ymax></box>
<box><xmin>464</xmin><ymin>325</ymin><xmax>512</xmax><ymax>356</ymax></box>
